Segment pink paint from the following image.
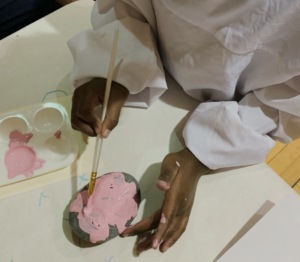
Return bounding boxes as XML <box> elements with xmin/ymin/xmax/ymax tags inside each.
<box><xmin>160</xmin><ymin>213</ymin><xmax>166</xmax><ymax>224</ymax></box>
<box><xmin>5</xmin><ymin>130</ymin><xmax>46</xmax><ymax>179</ymax></box>
<box><xmin>54</xmin><ymin>130</ymin><xmax>61</xmax><ymax>139</ymax></box>
<box><xmin>70</xmin><ymin>172</ymin><xmax>138</xmax><ymax>243</ymax></box>
<box><xmin>176</xmin><ymin>161</ymin><xmax>180</xmax><ymax>167</ymax></box>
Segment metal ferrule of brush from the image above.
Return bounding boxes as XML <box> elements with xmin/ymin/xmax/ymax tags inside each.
<box><xmin>88</xmin><ymin>172</ymin><xmax>97</xmax><ymax>198</ymax></box>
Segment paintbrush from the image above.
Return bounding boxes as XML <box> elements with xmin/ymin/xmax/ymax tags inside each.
<box><xmin>88</xmin><ymin>29</ymin><xmax>119</xmax><ymax>198</ymax></box>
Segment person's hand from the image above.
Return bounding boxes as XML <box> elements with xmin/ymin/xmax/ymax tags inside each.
<box><xmin>71</xmin><ymin>78</ymin><xmax>129</xmax><ymax>137</ymax></box>
<box><xmin>120</xmin><ymin>148</ymin><xmax>210</xmax><ymax>255</ymax></box>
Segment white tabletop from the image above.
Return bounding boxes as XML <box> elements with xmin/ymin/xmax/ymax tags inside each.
<box><xmin>0</xmin><ymin>1</ymin><xmax>294</xmax><ymax>262</ymax></box>
<box><xmin>0</xmin><ymin>0</ymin><xmax>94</xmax><ymax>112</ymax></box>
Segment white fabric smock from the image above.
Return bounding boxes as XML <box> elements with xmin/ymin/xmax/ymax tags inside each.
<box><xmin>68</xmin><ymin>0</ymin><xmax>300</xmax><ymax>170</ymax></box>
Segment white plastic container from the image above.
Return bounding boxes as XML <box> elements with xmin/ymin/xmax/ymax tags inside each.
<box><xmin>0</xmin><ymin>102</ymin><xmax>78</xmax><ymax>187</ymax></box>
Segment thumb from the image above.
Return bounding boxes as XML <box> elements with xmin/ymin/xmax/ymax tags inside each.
<box><xmin>156</xmin><ymin>154</ymin><xmax>180</xmax><ymax>191</ymax></box>
<box><xmin>101</xmin><ymin>82</ymin><xmax>129</xmax><ymax>138</ymax></box>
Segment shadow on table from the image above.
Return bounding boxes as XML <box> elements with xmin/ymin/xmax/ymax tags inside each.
<box><xmin>159</xmin><ymin>73</ymin><xmax>200</xmax><ymax>152</ymax></box>
<box><xmin>138</xmin><ymin>162</ymin><xmax>165</xmax><ymax>219</ymax></box>
<box><xmin>212</xmin><ymin>200</ymin><xmax>275</xmax><ymax>262</ymax></box>
<box><xmin>160</xmin><ymin>73</ymin><xmax>199</xmax><ymax>112</ymax></box>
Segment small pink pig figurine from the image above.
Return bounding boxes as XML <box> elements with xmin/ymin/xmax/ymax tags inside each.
<box><xmin>5</xmin><ymin>130</ymin><xmax>46</xmax><ymax>179</ymax></box>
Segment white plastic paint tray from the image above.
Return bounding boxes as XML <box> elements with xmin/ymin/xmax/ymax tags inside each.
<box><xmin>0</xmin><ymin>103</ymin><xmax>78</xmax><ymax>187</ymax></box>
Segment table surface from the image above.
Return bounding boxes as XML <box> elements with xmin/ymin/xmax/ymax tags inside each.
<box><xmin>0</xmin><ymin>1</ymin><xmax>294</xmax><ymax>261</ymax></box>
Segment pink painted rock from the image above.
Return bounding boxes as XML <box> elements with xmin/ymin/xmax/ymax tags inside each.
<box><xmin>69</xmin><ymin>172</ymin><xmax>141</xmax><ymax>244</ymax></box>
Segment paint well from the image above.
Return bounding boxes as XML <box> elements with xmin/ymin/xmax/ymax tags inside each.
<box><xmin>43</xmin><ymin>135</ymin><xmax>71</xmax><ymax>162</ymax></box>
<box><xmin>34</xmin><ymin>107</ymin><xmax>63</xmax><ymax>132</ymax></box>
<box><xmin>5</xmin><ymin>130</ymin><xmax>46</xmax><ymax>179</ymax></box>
<box><xmin>0</xmin><ymin>116</ymin><xmax>28</xmax><ymax>142</ymax></box>
<box><xmin>54</xmin><ymin>130</ymin><xmax>61</xmax><ymax>139</ymax></box>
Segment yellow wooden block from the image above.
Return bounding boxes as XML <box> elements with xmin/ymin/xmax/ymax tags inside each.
<box><xmin>268</xmin><ymin>139</ymin><xmax>300</xmax><ymax>178</ymax></box>
<box><xmin>266</xmin><ymin>141</ymin><xmax>287</xmax><ymax>163</ymax></box>
<box><xmin>293</xmin><ymin>184</ymin><xmax>300</xmax><ymax>195</ymax></box>
<box><xmin>279</xmin><ymin>155</ymin><xmax>300</xmax><ymax>186</ymax></box>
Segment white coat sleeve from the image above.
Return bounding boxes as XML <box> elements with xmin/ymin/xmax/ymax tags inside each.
<box><xmin>67</xmin><ymin>1</ymin><xmax>167</xmax><ymax>108</ymax></box>
<box><xmin>183</xmin><ymin>80</ymin><xmax>300</xmax><ymax>170</ymax></box>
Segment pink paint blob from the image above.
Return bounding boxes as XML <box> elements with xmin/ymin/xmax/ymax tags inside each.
<box><xmin>54</xmin><ymin>130</ymin><xmax>61</xmax><ymax>139</ymax></box>
<box><xmin>70</xmin><ymin>172</ymin><xmax>138</xmax><ymax>243</ymax></box>
<box><xmin>160</xmin><ymin>213</ymin><xmax>166</xmax><ymax>224</ymax></box>
<box><xmin>5</xmin><ymin>130</ymin><xmax>46</xmax><ymax>179</ymax></box>
<box><xmin>176</xmin><ymin>161</ymin><xmax>180</xmax><ymax>167</ymax></box>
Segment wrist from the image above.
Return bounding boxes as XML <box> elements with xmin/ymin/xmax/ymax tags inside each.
<box><xmin>181</xmin><ymin>148</ymin><xmax>210</xmax><ymax>179</ymax></box>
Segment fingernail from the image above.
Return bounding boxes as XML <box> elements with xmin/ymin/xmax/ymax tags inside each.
<box><xmin>152</xmin><ymin>239</ymin><xmax>158</xmax><ymax>249</ymax></box>
<box><xmin>95</xmin><ymin>127</ymin><xmax>101</xmax><ymax>134</ymax></box>
<box><xmin>103</xmin><ymin>129</ymin><xmax>111</xmax><ymax>138</ymax></box>
<box><xmin>156</xmin><ymin>180</ymin><xmax>170</xmax><ymax>190</ymax></box>
<box><xmin>164</xmin><ymin>246</ymin><xmax>169</xmax><ymax>253</ymax></box>
<box><xmin>121</xmin><ymin>233</ymin><xmax>129</xmax><ymax>237</ymax></box>
<box><xmin>159</xmin><ymin>240</ymin><xmax>163</xmax><ymax>245</ymax></box>
<box><xmin>160</xmin><ymin>213</ymin><xmax>166</xmax><ymax>224</ymax></box>
<box><xmin>176</xmin><ymin>161</ymin><xmax>180</xmax><ymax>167</ymax></box>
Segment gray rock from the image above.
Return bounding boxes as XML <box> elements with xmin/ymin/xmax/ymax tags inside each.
<box><xmin>69</xmin><ymin>172</ymin><xmax>141</xmax><ymax>244</ymax></box>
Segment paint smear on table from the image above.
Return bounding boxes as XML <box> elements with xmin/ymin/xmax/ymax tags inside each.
<box><xmin>70</xmin><ymin>172</ymin><xmax>138</xmax><ymax>243</ymax></box>
<box><xmin>54</xmin><ymin>130</ymin><xmax>61</xmax><ymax>139</ymax></box>
<box><xmin>5</xmin><ymin>130</ymin><xmax>46</xmax><ymax>179</ymax></box>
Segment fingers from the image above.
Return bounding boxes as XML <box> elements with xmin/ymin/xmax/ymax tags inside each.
<box><xmin>101</xmin><ymin>82</ymin><xmax>129</xmax><ymax>138</ymax></box>
<box><xmin>157</xmin><ymin>154</ymin><xmax>180</xmax><ymax>191</ymax></box>
<box><xmin>135</xmin><ymin>233</ymin><xmax>155</xmax><ymax>256</ymax></box>
<box><xmin>152</xmin><ymin>164</ymin><xmax>188</xmax><ymax>252</ymax></box>
<box><xmin>71</xmin><ymin>117</ymin><xmax>97</xmax><ymax>137</ymax></box>
<box><xmin>120</xmin><ymin>209</ymin><xmax>161</xmax><ymax>237</ymax></box>
<box><xmin>76</xmin><ymin>107</ymin><xmax>102</xmax><ymax>134</ymax></box>
<box><xmin>152</xmin><ymin>190</ymin><xmax>178</xmax><ymax>250</ymax></box>
<box><xmin>71</xmin><ymin>79</ymin><xmax>104</xmax><ymax>136</ymax></box>
<box><xmin>127</xmin><ymin>198</ymin><xmax>189</xmax><ymax>255</ymax></box>
<box><xmin>159</xmin><ymin>216</ymin><xmax>188</xmax><ymax>253</ymax></box>
<box><xmin>71</xmin><ymin>79</ymin><xmax>128</xmax><ymax>137</ymax></box>
<box><xmin>74</xmin><ymin>86</ymin><xmax>102</xmax><ymax>134</ymax></box>
<box><xmin>134</xmin><ymin>222</ymin><xmax>187</xmax><ymax>257</ymax></box>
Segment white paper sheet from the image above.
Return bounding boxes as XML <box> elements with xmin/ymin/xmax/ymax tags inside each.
<box><xmin>0</xmin><ymin>1</ymin><xmax>94</xmax><ymax>113</ymax></box>
<box><xmin>0</xmin><ymin>163</ymin><xmax>293</xmax><ymax>262</ymax></box>
<box><xmin>218</xmin><ymin>192</ymin><xmax>300</xmax><ymax>262</ymax></box>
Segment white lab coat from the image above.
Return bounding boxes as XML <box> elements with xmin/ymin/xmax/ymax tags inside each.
<box><xmin>68</xmin><ymin>0</ymin><xmax>300</xmax><ymax>169</ymax></box>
